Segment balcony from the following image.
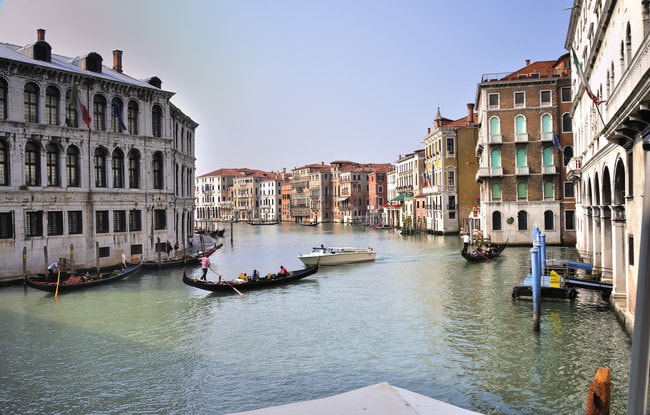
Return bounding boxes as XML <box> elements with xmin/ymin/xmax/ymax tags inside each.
<box><xmin>514</xmin><ymin>133</ymin><xmax>529</xmax><ymax>143</ymax></box>
<box><xmin>515</xmin><ymin>165</ymin><xmax>529</xmax><ymax>175</ymax></box>
<box><xmin>541</xmin><ymin>165</ymin><xmax>557</xmax><ymax>174</ymax></box>
<box><xmin>541</xmin><ymin>132</ymin><xmax>554</xmax><ymax>142</ymax></box>
<box><xmin>566</xmin><ymin>157</ymin><xmax>582</xmax><ymax>181</ymax></box>
<box><xmin>489</xmin><ymin>134</ymin><xmax>502</xmax><ymax>144</ymax></box>
<box><xmin>476</xmin><ymin>167</ymin><xmax>503</xmax><ymax>180</ymax></box>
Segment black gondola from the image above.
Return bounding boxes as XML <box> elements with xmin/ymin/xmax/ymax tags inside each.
<box><xmin>141</xmin><ymin>243</ymin><xmax>222</xmax><ymax>269</ymax></box>
<box><xmin>182</xmin><ymin>266</ymin><xmax>318</xmax><ymax>293</ymax></box>
<box><xmin>461</xmin><ymin>240</ymin><xmax>508</xmax><ymax>262</ymax></box>
<box><xmin>25</xmin><ymin>260</ymin><xmax>143</xmax><ymax>293</ymax></box>
<box><xmin>210</xmin><ymin>228</ymin><xmax>226</xmax><ymax>238</ymax></box>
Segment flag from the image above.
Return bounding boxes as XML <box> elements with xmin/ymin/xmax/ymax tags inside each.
<box><xmin>70</xmin><ymin>82</ymin><xmax>91</xmax><ymax>127</ymax></box>
<box><xmin>112</xmin><ymin>100</ymin><xmax>128</xmax><ymax>133</ymax></box>
<box><xmin>571</xmin><ymin>49</ymin><xmax>601</xmax><ymax>105</ymax></box>
<box><xmin>552</xmin><ymin>132</ymin><xmax>562</xmax><ymax>151</ymax></box>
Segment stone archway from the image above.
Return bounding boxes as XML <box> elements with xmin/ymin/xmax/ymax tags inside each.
<box><xmin>610</xmin><ymin>159</ymin><xmax>628</xmax><ymax>305</ymax></box>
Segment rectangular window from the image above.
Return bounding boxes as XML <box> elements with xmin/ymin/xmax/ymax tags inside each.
<box><xmin>565</xmin><ymin>210</ymin><xmax>575</xmax><ymax>230</ymax></box>
<box><xmin>0</xmin><ymin>211</ymin><xmax>14</xmax><ymax>239</ymax></box>
<box><xmin>540</xmin><ymin>90</ymin><xmax>552</xmax><ymax>106</ymax></box>
<box><xmin>543</xmin><ymin>181</ymin><xmax>554</xmax><ymax>199</ymax></box>
<box><xmin>154</xmin><ymin>209</ymin><xmax>166</xmax><ymax>230</ymax></box>
<box><xmin>447</xmin><ymin>195</ymin><xmax>456</xmax><ymax>209</ymax></box>
<box><xmin>96</xmin><ymin>210</ymin><xmax>109</xmax><ymax>233</ymax></box>
<box><xmin>564</xmin><ymin>182</ymin><xmax>575</xmax><ymax>198</ymax></box>
<box><xmin>446</xmin><ymin>171</ymin><xmax>455</xmax><ymax>187</ymax></box>
<box><xmin>629</xmin><ymin>235</ymin><xmax>635</xmax><ymax>265</ymax></box>
<box><xmin>68</xmin><ymin>211</ymin><xmax>83</xmax><ymax>234</ymax></box>
<box><xmin>26</xmin><ymin>211</ymin><xmax>43</xmax><ymax>237</ymax></box>
<box><xmin>129</xmin><ymin>210</ymin><xmax>142</xmax><ymax>231</ymax></box>
<box><xmin>514</xmin><ymin>91</ymin><xmax>525</xmax><ymax>108</ymax></box>
<box><xmin>98</xmin><ymin>246</ymin><xmax>110</xmax><ymax>258</ymax></box>
<box><xmin>113</xmin><ymin>210</ymin><xmax>126</xmax><ymax>232</ymax></box>
<box><xmin>446</xmin><ymin>138</ymin><xmax>455</xmax><ymax>156</ymax></box>
<box><xmin>131</xmin><ymin>244</ymin><xmax>143</xmax><ymax>255</ymax></box>
<box><xmin>517</xmin><ymin>182</ymin><xmax>528</xmax><ymax>200</ymax></box>
<box><xmin>47</xmin><ymin>211</ymin><xmax>64</xmax><ymax>235</ymax></box>
<box><xmin>561</xmin><ymin>86</ymin><xmax>571</xmax><ymax>102</ymax></box>
<box><xmin>488</xmin><ymin>93</ymin><xmax>499</xmax><ymax>109</ymax></box>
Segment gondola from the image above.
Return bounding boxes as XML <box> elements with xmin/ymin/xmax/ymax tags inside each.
<box><xmin>460</xmin><ymin>240</ymin><xmax>508</xmax><ymax>262</ymax></box>
<box><xmin>182</xmin><ymin>265</ymin><xmax>318</xmax><ymax>293</ymax></box>
<box><xmin>246</xmin><ymin>220</ymin><xmax>279</xmax><ymax>225</ymax></box>
<box><xmin>300</xmin><ymin>221</ymin><xmax>318</xmax><ymax>226</ymax></box>
<box><xmin>25</xmin><ymin>260</ymin><xmax>143</xmax><ymax>293</ymax></box>
<box><xmin>209</xmin><ymin>228</ymin><xmax>226</xmax><ymax>238</ymax></box>
<box><xmin>141</xmin><ymin>243</ymin><xmax>222</xmax><ymax>269</ymax></box>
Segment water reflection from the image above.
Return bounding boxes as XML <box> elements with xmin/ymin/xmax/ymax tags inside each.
<box><xmin>0</xmin><ymin>224</ymin><xmax>632</xmax><ymax>414</ymax></box>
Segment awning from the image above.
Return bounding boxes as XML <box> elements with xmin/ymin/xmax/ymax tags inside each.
<box><xmin>337</xmin><ymin>196</ymin><xmax>350</xmax><ymax>202</ymax></box>
<box><xmin>390</xmin><ymin>194</ymin><xmax>405</xmax><ymax>202</ymax></box>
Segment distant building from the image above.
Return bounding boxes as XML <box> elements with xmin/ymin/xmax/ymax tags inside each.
<box><xmin>385</xmin><ymin>151</ymin><xmax>425</xmax><ymax>231</ymax></box>
<box><xmin>423</xmin><ymin>104</ymin><xmax>479</xmax><ymax>235</ymax></box>
<box><xmin>0</xmin><ymin>29</ymin><xmax>197</xmax><ymax>277</ymax></box>
<box><xmin>475</xmin><ymin>56</ymin><xmax>573</xmax><ymax>245</ymax></box>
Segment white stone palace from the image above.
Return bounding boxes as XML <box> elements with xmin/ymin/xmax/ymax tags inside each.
<box><xmin>0</xmin><ymin>29</ymin><xmax>197</xmax><ymax>278</ymax></box>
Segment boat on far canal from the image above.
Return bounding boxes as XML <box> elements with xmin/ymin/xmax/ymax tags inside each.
<box><xmin>461</xmin><ymin>239</ymin><xmax>508</xmax><ymax>262</ymax></box>
<box><xmin>298</xmin><ymin>246</ymin><xmax>376</xmax><ymax>266</ymax></box>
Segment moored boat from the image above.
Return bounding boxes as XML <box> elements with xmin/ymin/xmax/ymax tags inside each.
<box><xmin>141</xmin><ymin>243</ymin><xmax>222</xmax><ymax>269</ymax></box>
<box><xmin>25</xmin><ymin>260</ymin><xmax>143</xmax><ymax>293</ymax></box>
<box><xmin>298</xmin><ymin>246</ymin><xmax>376</xmax><ymax>266</ymax></box>
<box><xmin>182</xmin><ymin>265</ymin><xmax>318</xmax><ymax>293</ymax></box>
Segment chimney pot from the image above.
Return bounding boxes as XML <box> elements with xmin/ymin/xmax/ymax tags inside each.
<box><xmin>113</xmin><ymin>49</ymin><xmax>123</xmax><ymax>73</ymax></box>
<box><xmin>525</xmin><ymin>59</ymin><xmax>530</xmax><ymax>66</ymax></box>
<box><xmin>37</xmin><ymin>29</ymin><xmax>45</xmax><ymax>42</ymax></box>
<box><xmin>466</xmin><ymin>103</ymin><xmax>475</xmax><ymax>127</ymax></box>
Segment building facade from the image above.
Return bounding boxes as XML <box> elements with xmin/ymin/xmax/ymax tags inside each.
<box><xmin>475</xmin><ymin>56</ymin><xmax>574</xmax><ymax>245</ymax></box>
<box><xmin>565</xmin><ymin>0</ymin><xmax>650</xmax><ymax>329</ymax></box>
<box><xmin>0</xmin><ymin>29</ymin><xmax>197</xmax><ymax>277</ymax></box>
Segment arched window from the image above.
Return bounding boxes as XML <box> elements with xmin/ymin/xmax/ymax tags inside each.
<box><xmin>489</xmin><ymin>116</ymin><xmax>501</xmax><ymax>140</ymax></box>
<box><xmin>152</xmin><ymin>151</ymin><xmax>164</xmax><ymax>189</ymax></box>
<box><xmin>490</xmin><ymin>148</ymin><xmax>501</xmax><ymax>174</ymax></box>
<box><xmin>491</xmin><ymin>182</ymin><xmax>502</xmax><ymax>200</ymax></box>
<box><xmin>0</xmin><ymin>78</ymin><xmax>7</xmax><ymax>120</ymax></box>
<box><xmin>563</xmin><ymin>146</ymin><xmax>574</xmax><ymax>167</ymax></box>
<box><xmin>112</xmin><ymin>148</ymin><xmax>124</xmax><ymax>188</ymax></box>
<box><xmin>66</xmin><ymin>146</ymin><xmax>80</xmax><ymax>187</ymax></box>
<box><xmin>24</xmin><ymin>82</ymin><xmax>39</xmax><ymax>123</ymax></box>
<box><xmin>45</xmin><ymin>86</ymin><xmax>60</xmax><ymax>125</ymax></box>
<box><xmin>94</xmin><ymin>147</ymin><xmax>108</xmax><ymax>187</ymax></box>
<box><xmin>517</xmin><ymin>182</ymin><xmax>527</xmax><ymax>200</ymax></box>
<box><xmin>93</xmin><ymin>94</ymin><xmax>107</xmax><ymax>131</ymax></box>
<box><xmin>65</xmin><ymin>88</ymin><xmax>78</xmax><ymax>128</ymax></box>
<box><xmin>111</xmin><ymin>97</ymin><xmax>127</xmax><ymax>133</ymax></box>
<box><xmin>25</xmin><ymin>141</ymin><xmax>41</xmax><ymax>186</ymax></box>
<box><xmin>517</xmin><ymin>210</ymin><xmax>528</xmax><ymax>231</ymax></box>
<box><xmin>515</xmin><ymin>115</ymin><xmax>527</xmax><ymax>141</ymax></box>
<box><xmin>541</xmin><ymin>113</ymin><xmax>552</xmax><ymax>141</ymax></box>
<box><xmin>152</xmin><ymin>105</ymin><xmax>163</xmax><ymax>137</ymax></box>
<box><xmin>46</xmin><ymin>143</ymin><xmax>60</xmax><ymax>186</ymax></box>
<box><xmin>128</xmin><ymin>149</ymin><xmax>140</xmax><ymax>189</ymax></box>
<box><xmin>492</xmin><ymin>211</ymin><xmax>502</xmax><ymax>231</ymax></box>
<box><xmin>0</xmin><ymin>138</ymin><xmax>9</xmax><ymax>186</ymax></box>
<box><xmin>544</xmin><ymin>210</ymin><xmax>554</xmax><ymax>230</ymax></box>
<box><xmin>128</xmin><ymin>100</ymin><xmax>139</xmax><ymax>135</ymax></box>
<box><xmin>543</xmin><ymin>180</ymin><xmax>554</xmax><ymax>199</ymax></box>
<box><xmin>542</xmin><ymin>147</ymin><xmax>554</xmax><ymax>166</ymax></box>
<box><xmin>562</xmin><ymin>113</ymin><xmax>572</xmax><ymax>132</ymax></box>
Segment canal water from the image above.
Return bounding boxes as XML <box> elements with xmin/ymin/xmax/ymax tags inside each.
<box><xmin>0</xmin><ymin>223</ymin><xmax>634</xmax><ymax>414</ymax></box>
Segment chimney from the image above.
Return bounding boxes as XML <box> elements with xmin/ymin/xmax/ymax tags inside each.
<box><xmin>466</xmin><ymin>103</ymin><xmax>475</xmax><ymax>127</ymax></box>
<box><xmin>113</xmin><ymin>50</ymin><xmax>123</xmax><ymax>73</ymax></box>
<box><xmin>37</xmin><ymin>29</ymin><xmax>45</xmax><ymax>41</ymax></box>
<box><xmin>525</xmin><ymin>59</ymin><xmax>530</xmax><ymax>66</ymax></box>
<box><xmin>427</xmin><ymin>127</ymin><xmax>431</xmax><ymax>134</ymax></box>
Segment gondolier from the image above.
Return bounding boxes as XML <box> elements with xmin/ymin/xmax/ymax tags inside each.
<box><xmin>462</xmin><ymin>233</ymin><xmax>470</xmax><ymax>253</ymax></box>
<box><xmin>200</xmin><ymin>254</ymin><xmax>210</xmax><ymax>280</ymax></box>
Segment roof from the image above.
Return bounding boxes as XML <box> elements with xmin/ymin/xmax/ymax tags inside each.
<box><xmin>224</xmin><ymin>383</ymin><xmax>483</xmax><ymax>415</ymax></box>
<box><xmin>0</xmin><ymin>41</ymin><xmax>168</xmax><ymax>93</ymax></box>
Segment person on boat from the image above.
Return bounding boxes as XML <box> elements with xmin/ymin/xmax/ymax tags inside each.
<box><xmin>200</xmin><ymin>254</ymin><xmax>210</xmax><ymax>280</ymax></box>
<box><xmin>251</xmin><ymin>269</ymin><xmax>260</xmax><ymax>281</ymax></box>
<box><xmin>278</xmin><ymin>265</ymin><xmax>289</xmax><ymax>276</ymax></box>
<box><xmin>47</xmin><ymin>261</ymin><xmax>59</xmax><ymax>280</ymax></box>
<box><xmin>165</xmin><ymin>240</ymin><xmax>173</xmax><ymax>259</ymax></box>
<box><xmin>462</xmin><ymin>233</ymin><xmax>470</xmax><ymax>253</ymax></box>
<box><xmin>188</xmin><ymin>235</ymin><xmax>194</xmax><ymax>247</ymax></box>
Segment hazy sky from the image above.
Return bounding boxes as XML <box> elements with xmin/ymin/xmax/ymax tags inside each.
<box><xmin>0</xmin><ymin>0</ymin><xmax>572</xmax><ymax>175</ymax></box>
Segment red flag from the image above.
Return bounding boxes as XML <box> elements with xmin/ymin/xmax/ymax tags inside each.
<box><xmin>70</xmin><ymin>82</ymin><xmax>92</xmax><ymax>127</ymax></box>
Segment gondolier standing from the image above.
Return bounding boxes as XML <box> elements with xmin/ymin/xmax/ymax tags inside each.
<box><xmin>200</xmin><ymin>254</ymin><xmax>210</xmax><ymax>280</ymax></box>
<box><xmin>462</xmin><ymin>233</ymin><xmax>470</xmax><ymax>253</ymax></box>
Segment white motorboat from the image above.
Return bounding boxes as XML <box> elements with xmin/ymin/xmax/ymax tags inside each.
<box><xmin>298</xmin><ymin>246</ymin><xmax>376</xmax><ymax>266</ymax></box>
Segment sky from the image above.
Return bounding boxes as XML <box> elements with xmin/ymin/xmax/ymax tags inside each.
<box><xmin>0</xmin><ymin>0</ymin><xmax>572</xmax><ymax>175</ymax></box>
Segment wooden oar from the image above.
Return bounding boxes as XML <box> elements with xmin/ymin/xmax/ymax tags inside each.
<box><xmin>54</xmin><ymin>270</ymin><xmax>61</xmax><ymax>299</ymax></box>
<box><xmin>209</xmin><ymin>265</ymin><xmax>243</xmax><ymax>296</ymax></box>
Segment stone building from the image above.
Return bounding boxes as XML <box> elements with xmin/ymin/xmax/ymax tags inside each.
<box><xmin>0</xmin><ymin>29</ymin><xmax>197</xmax><ymax>277</ymax></box>
<box><xmin>475</xmin><ymin>56</ymin><xmax>574</xmax><ymax>245</ymax></box>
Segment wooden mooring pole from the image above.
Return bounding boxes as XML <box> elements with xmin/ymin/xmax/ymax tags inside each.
<box><xmin>586</xmin><ymin>367</ymin><xmax>610</xmax><ymax>415</ymax></box>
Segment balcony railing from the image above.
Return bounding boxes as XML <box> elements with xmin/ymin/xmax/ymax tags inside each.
<box><xmin>541</xmin><ymin>165</ymin><xmax>557</xmax><ymax>174</ymax></box>
<box><xmin>514</xmin><ymin>133</ymin><xmax>529</xmax><ymax>143</ymax></box>
<box><xmin>515</xmin><ymin>165</ymin><xmax>529</xmax><ymax>175</ymax></box>
<box><xmin>541</xmin><ymin>132</ymin><xmax>554</xmax><ymax>142</ymax></box>
<box><xmin>489</xmin><ymin>134</ymin><xmax>502</xmax><ymax>144</ymax></box>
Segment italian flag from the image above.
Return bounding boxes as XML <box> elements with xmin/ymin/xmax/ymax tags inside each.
<box><xmin>571</xmin><ymin>49</ymin><xmax>602</xmax><ymax>105</ymax></box>
<box><xmin>70</xmin><ymin>82</ymin><xmax>92</xmax><ymax>127</ymax></box>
